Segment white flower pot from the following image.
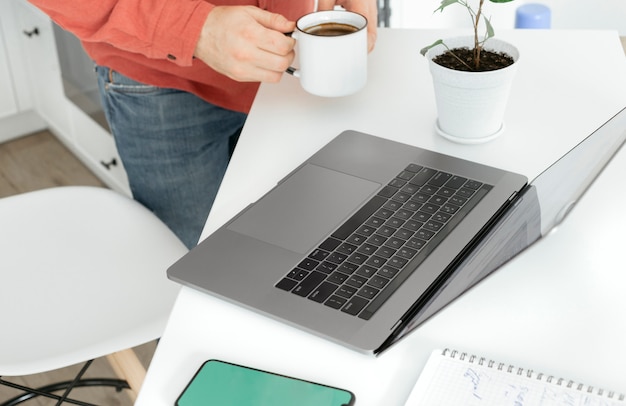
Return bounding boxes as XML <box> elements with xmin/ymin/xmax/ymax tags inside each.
<box><xmin>426</xmin><ymin>36</ymin><xmax>520</xmax><ymax>144</ymax></box>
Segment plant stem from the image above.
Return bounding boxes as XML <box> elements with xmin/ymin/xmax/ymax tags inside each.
<box><xmin>473</xmin><ymin>0</ymin><xmax>484</xmax><ymax>69</ymax></box>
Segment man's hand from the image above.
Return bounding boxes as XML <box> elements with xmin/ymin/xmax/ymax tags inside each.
<box><xmin>317</xmin><ymin>0</ymin><xmax>378</xmax><ymax>52</ymax></box>
<box><xmin>194</xmin><ymin>6</ymin><xmax>296</xmax><ymax>82</ymax></box>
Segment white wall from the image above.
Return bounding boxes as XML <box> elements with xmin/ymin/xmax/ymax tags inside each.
<box><xmin>388</xmin><ymin>0</ymin><xmax>626</xmax><ymax>35</ymax></box>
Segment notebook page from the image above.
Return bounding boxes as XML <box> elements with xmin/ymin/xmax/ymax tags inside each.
<box><xmin>406</xmin><ymin>349</ymin><xmax>626</xmax><ymax>406</ymax></box>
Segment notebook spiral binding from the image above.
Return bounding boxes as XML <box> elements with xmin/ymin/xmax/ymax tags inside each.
<box><xmin>442</xmin><ymin>348</ymin><xmax>626</xmax><ymax>402</ymax></box>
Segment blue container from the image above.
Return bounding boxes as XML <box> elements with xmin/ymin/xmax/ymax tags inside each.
<box><xmin>515</xmin><ymin>3</ymin><xmax>551</xmax><ymax>29</ymax></box>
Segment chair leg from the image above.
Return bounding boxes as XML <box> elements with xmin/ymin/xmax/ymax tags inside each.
<box><xmin>0</xmin><ymin>372</ymin><xmax>129</xmax><ymax>406</ymax></box>
<box><xmin>106</xmin><ymin>349</ymin><xmax>146</xmax><ymax>402</ymax></box>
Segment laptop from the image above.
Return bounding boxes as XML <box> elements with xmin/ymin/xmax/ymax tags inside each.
<box><xmin>168</xmin><ymin>107</ymin><xmax>626</xmax><ymax>355</ymax></box>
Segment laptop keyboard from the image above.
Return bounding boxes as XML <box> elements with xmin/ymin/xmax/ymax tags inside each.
<box><xmin>276</xmin><ymin>163</ymin><xmax>492</xmax><ymax>320</ymax></box>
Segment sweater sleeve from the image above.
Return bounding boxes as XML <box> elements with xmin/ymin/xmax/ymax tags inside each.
<box><xmin>28</xmin><ymin>0</ymin><xmax>214</xmax><ymax>67</ymax></box>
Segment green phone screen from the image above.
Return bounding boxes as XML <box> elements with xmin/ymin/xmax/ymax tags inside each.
<box><xmin>176</xmin><ymin>360</ymin><xmax>355</xmax><ymax>406</ymax></box>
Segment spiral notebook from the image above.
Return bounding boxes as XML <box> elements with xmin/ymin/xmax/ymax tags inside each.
<box><xmin>407</xmin><ymin>348</ymin><xmax>626</xmax><ymax>405</ymax></box>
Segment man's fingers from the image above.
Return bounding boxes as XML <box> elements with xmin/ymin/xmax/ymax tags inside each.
<box><xmin>316</xmin><ymin>0</ymin><xmax>337</xmax><ymax>11</ymax></box>
<box><xmin>247</xmin><ymin>6</ymin><xmax>296</xmax><ymax>33</ymax></box>
<box><xmin>243</xmin><ymin>8</ymin><xmax>296</xmax><ymax>56</ymax></box>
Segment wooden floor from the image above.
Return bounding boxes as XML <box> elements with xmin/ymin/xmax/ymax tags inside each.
<box><xmin>0</xmin><ymin>130</ymin><xmax>106</xmax><ymax>196</ymax></box>
<box><xmin>0</xmin><ymin>130</ymin><xmax>156</xmax><ymax>405</ymax></box>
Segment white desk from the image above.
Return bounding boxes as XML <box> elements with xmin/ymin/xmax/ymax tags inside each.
<box><xmin>137</xmin><ymin>29</ymin><xmax>626</xmax><ymax>405</ymax></box>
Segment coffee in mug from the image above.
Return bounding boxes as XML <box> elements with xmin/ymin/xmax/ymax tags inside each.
<box><xmin>287</xmin><ymin>11</ymin><xmax>367</xmax><ymax>97</ymax></box>
<box><xmin>303</xmin><ymin>22</ymin><xmax>359</xmax><ymax>36</ymax></box>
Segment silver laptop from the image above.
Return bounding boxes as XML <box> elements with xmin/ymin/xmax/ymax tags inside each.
<box><xmin>168</xmin><ymin>107</ymin><xmax>626</xmax><ymax>354</ymax></box>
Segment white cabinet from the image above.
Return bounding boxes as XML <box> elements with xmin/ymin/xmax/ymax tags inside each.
<box><xmin>1</xmin><ymin>0</ymin><xmax>130</xmax><ymax>195</ymax></box>
<box><xmin>0</xmin><ymin>1</ymin><xmax>46</xmax><ymax>142</ymax></box>
<box><xmin>12</xmin><ymin>0</ymin><xmax>72</xmax><ymax>138</ymax></box>
<box><xmin>69</xmin><ymin>102</ymin><xmax>130</xmax><ymax>194</ymax></box>
<box><xmin>0</xmin><ymin>20</ymin><xmax>18</xmax><ymax>119</ymax></box>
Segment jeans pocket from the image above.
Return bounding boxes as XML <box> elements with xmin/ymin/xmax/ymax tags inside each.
<box><xmin>97</xmin><ymin>66</ymin><xmax>160</xmax><ymax>95</ymax></box>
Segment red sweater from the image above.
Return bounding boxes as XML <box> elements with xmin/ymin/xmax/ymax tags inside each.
<box><xmin>29</xmin><ymin>0</ymin><xmax>314</xmax><ymax>113</ymax></box>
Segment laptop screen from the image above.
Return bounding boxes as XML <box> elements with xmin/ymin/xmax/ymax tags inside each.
<box><xmin>533</xmin><ymin>107</ymin><xmax>626</xmax><ymax>236</ymax></box>
<box><xmin>387</xmin><ymin>107</ymin><xmax>626</xmax><ymax>350</ymax></box>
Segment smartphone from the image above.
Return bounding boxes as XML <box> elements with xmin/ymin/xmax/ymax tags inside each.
<box><xmin>176</xmin><ymin>360</ymin><xmax>355</xmax><ymax>406</ymax></box>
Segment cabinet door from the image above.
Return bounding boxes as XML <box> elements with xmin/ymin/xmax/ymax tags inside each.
<box><xmin>69</xmin><ymin>102</ymin><xmax>131</xmax><ymax>195</ymax></box>
<box><xmin>13</xmin><ymin>0</ymin><xmax>71</xmax><ymax>137</ymax></box>
<box><xmin>0</xmin><ymin>19</ymin><xmax>18</xmax><ymax>119</ymax></box>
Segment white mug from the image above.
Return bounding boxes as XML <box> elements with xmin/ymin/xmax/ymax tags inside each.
<box><xmin>287</xmin><ymin>10</ymin><xmax>368</xmax><ymax>97</ymax></box>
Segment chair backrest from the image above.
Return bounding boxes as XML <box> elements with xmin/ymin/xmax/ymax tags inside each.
<box><xmin>0</xmin><ymin>186</ymin><xmax>188</xmax><ymax>376</ymax></box>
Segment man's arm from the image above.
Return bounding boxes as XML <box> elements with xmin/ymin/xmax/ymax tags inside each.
<box><xmin>29</xmin><ymin>0</ymin><xmax>213</xmax><ymax>66</ymax></box>
<box><xmin>29</xmin><ymin>0</ymin><xmax>297</xmax><ymax>82</ymax></box>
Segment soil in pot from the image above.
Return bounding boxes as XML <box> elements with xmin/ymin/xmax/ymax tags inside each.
<box><xmin>433</xmin><ymin>48</ymin><xmax>514</xmax><ymax>72</ymax></box>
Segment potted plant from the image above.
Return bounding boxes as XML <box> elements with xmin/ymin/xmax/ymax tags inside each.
<box><xmin>420</xmin><ymin>0</ymin><xmax>519</xmax><ymax>144</ymax></box>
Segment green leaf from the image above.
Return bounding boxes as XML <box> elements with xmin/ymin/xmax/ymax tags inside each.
<box><xmin>484</xmin><ymin>16</ymin><xmax>495</xmax><ymax>38</ymax></box>
<box><xmin>489</xmin><ymin>0</ymin><xmax>515</xmax><ymax>3</ymax></box>
<box><xmin>435</xmin><ymin>0</ymin><xmax>460</xmax><ymax>13</ymax></box>
<box><xmin>420</xmin><ymin>39</ymin><xmax>445</xmax><ymax>56</ymax></box>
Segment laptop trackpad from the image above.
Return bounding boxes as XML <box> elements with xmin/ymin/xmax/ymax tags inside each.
<box><xmin>228</xmin><ymin>164</ymin><xmax>380</xmax><ymax>254</ymax></box>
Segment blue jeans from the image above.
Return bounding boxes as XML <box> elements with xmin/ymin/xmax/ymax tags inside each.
<box><xmin>96</xmin><ymin>66</ymin><xmax>247</xmax><ymax>248</ymax></box>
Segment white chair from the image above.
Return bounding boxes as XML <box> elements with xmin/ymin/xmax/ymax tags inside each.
<box><xmin>0</xmin><ymin>186</ymin><xmax>188</xmax><ymax>405</ymax></box>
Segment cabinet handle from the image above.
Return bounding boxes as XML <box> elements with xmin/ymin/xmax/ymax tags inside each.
<box><xmin>101</xmin><ymin>158</ymin><xmax>118</xmax><ymax>170</ymax></box>
<box><xmin>23</xmin><ymin>27</ymin><xmax>40</xmax><ymax>38</ymax></box>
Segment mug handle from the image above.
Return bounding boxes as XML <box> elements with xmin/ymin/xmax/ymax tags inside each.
<box><xmin>285</xmin><ymin>31</ymin><xmax>300</xmax><ymax>77</ymax></box>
